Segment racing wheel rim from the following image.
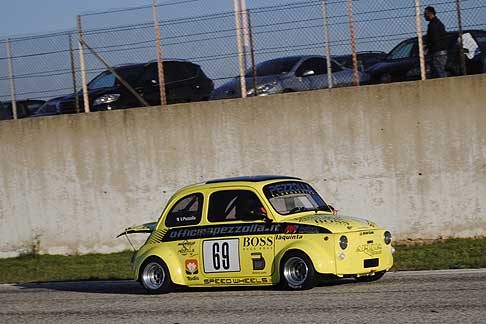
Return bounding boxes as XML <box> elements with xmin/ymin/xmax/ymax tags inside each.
<box><xmin>142</xmin><ymin>262</ymin><xmax>165</xmax><ymax>290</ymax></box>
<box><xmin>283</xmin><ymin>256</ymin><xmax>309</xmax><ymax>287</ymax></box>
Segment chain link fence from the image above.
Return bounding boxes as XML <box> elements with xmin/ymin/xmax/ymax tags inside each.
<box><xmin>1</xmin><ymin>0</ymin><xmax>485</xmax><ymax>119</ymax></box>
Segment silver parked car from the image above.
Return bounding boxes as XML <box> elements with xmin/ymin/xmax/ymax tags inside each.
<box><xmin>210</xmin><ymin>55</ymin><xmax>370</xmax><ymax>100</ymax></box>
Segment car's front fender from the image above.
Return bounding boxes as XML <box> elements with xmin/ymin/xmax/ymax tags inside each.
<box><xmin>273</xmin><ymin>234</ymin><xmax>336</xmax><ymax>283</ymax></box>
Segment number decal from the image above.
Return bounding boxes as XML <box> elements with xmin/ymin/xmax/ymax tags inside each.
<box><xmin>203</xmin><ymin>239</ymin><xmax>240</xmax><ymax>273</ymax></box>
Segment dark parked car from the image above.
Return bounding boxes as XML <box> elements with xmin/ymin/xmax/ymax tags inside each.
<box><xmin>58</xmin><ymin>60</ymin><xmax>214</xmax><ymax>113</ymax></box>
<box><xmin>334</xmin><ymin>51</ymin><xmax>387</xmax><ymax>72</ymax></box>
<box><xmin>30</xmin><ymin>96</ymin><xmax>68</xmax><ymax>118</ymax></box>
<box><xmin>367</xmin><ymin>30</ymin><xmax>486</xmax><ymax>84</ymax></box>
<box><xmin>0</xmin><ymin>99</ymin><xmax>45</xmax><ymax>120</ymax></box>
<box><xmin>210</xmin><ymin>55</ymin><xmax>370</xmax><ymax>100</ymax></box>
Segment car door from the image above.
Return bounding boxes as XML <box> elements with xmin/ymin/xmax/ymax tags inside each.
<box><xmin>330</xmin><ymin>60</ymin><xmax>355</xmax><ymax>87</ymax></box>
<box><xmin>388</xmin><ymin>39</ymin><xmax>421</xmax><ymax>81</ymax></box>
<box><xmin>294</xmin><ymin>58</ymin><xmax>328</xmax><ymax>90</ymax></box>
<box><xmin>201</xmin><ymin>189</ymin><xmax>275</xmax><ymax>285</ymax></box>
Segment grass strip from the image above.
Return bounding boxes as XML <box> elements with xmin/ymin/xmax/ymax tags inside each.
<box><xmin>0</xmin><ymin>238</ymin><xmax>485</xmax><ymax>284</ymax></box>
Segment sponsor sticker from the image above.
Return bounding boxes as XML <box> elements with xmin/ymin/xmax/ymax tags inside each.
<box><xmin>203</xmin><ymin>277</ymin><xmax>270</xmax><ymax>285</ymax></box>
<box><xmin>242</xmin><ymin>236</ymin><xmax>274</xmax><ymax>250</ymax></box>
<box><xmin>178</xmin><ymin>240</ymin><xmax>197</xmax><ymax>257</ymax></box>
<box><xmin>185</xmin><ymin>259</ymin><xmax>199</xmax><ymax>275</ymax></box>
<box><xmin>356</xmin><ymin>243</ymin><xmax>383</xmax><ymax>257</ymax></box>
<box><xmin>276</xmin><ymin>234</ymin><xmax>303</xmax><ymax>241</ymax></box>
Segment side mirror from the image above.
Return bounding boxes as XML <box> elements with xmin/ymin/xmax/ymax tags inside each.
<box><xmin>301</xmin><ymin>70</ymin><xmax>315</xmax><ymax>77</ymax></box>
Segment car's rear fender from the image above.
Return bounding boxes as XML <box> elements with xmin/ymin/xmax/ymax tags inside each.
<box><xmin>133</xmin><ymin>245</ymin><xmax>186</xmax><ymax>286</ymax></box>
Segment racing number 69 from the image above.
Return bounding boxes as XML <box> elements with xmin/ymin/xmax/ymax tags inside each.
<box><xmin>212</xmin><ymin>241</ymin><xmax>230</xmax><ymax>270</ymax></box>
<box><xmin>203</xmin><ymin>239</ymin><xmax>240</xmax><ymax>273</ymax></box>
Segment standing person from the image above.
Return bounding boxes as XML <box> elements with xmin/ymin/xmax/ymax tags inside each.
<box><xmin>424</xmin><ymin>6</ymin><xmax>448</xmax><ymax>78</ymax></box>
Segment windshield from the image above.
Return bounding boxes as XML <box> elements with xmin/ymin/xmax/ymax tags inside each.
<box><xmin>263</xmin><ymin>181</ymin><xmax>331</xmax><ymax>215</ymax></box>
<box><xmin>246</xmin><ymin>57</ymin><xmax>301</xmax><ymax>77</ymax></box>
<box><xmin>387</xmin><ymin>41</ymin><xmax>415</xmax><ymax>60</ymax></box>
<box><xmin>88</xmin><ymin>71</ymin><xmax>116</xmax><ymax>90</ymax></box>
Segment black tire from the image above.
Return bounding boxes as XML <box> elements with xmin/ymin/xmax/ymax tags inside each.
<box><xmin>279</xmin><ymin>251</ymin><xmax>316</xmax><ymax>290</ymax></box>
<box><xmin>139</xmin><ymin>257</ymin><xmax>173</xmax><ymax>294</ymax></box>
<box><xmin>355</xmin><ymin>271</ymin><xmax>386</xmax><ymax>283</ymax></box>
<box><xmin>482</xmin><ymin>56</ymin><xmax>486</xmax><ymax>73</ymax></box>
<box><xmin>283</xmin><ymin>89</ymin><xmax>295</xmax><ymax>93</ymax></box>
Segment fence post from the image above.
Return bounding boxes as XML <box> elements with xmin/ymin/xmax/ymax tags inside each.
<box><xmin>68</xmin><ymin>34</ymin><xmax>80</xmax><ymax>113</ymax></box>
<box><xmin>247</xmin><ymin>10</ymin><xmax>258</xmax><ymax>96</ymax></box>
<box><xmin>77</xmin><ymin>15</ymin><xmax>90</xmax><ymax>113</ymax></box>
<box><xmin>6</xmin><ymin>39</ymin><xmax>17</xmax><ymax>120</ymax></box>
<box><xmin>321</xmin><ymin>0</ymin><xmax>333</xmax><ymax>89</ymax></box>
<box><xmin>233</xmin><ymin>0</ymin><xmax>247</xmax><ymax>98</ymax></box>
<box><xmin>455</xmin><ymin>0</ymin><xmax>466</xmax><ymax>75</ymax></box>
<box><xmin>240</xmin><ymin>0</ymin><xmax>250</xmax><ymax>73</ymax></box>
<box><xmin>152</xmin><ymin>0</ymin><xmax>167</xmax><ymax>106</ymax></box>
<box><xmin>347</xmin><ymin>0</ymin><xmax>359</xmax><ymax>86</ymax></box>
<box><xmin>415</xmin><ymin>0</ymin><xmax>426</xmax><ymax>80</ymax></box>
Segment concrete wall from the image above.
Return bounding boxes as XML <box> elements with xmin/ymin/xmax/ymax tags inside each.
<box><xmin>1</xmin><ymin>74</ymin><xmax>485</xmax><ymax>257</ymax></box>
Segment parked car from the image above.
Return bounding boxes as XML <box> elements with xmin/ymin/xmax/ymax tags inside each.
<box><xmin>367</xmin><ymin>30</ymin><xmax>486</xmax><ymax>84</ymax></box>
<box><xmin>210</xmin><ymin>55</ymin><xmax>370</xmax><ymax>100</ymax></box>
<box><xmin>58</xmin><ymin>60</ymin><xmax>214</xmax><ymax>113</ymax></box>
<box><xmin>119</xmin><ymin>175</ymin><xmax>394</xmax><ymax>293</ymax></box>
<box><xmin>334</xmin><ymin>51</ymin><xmax>387</xmax><ymax>72</ymax></box>
<box><xmin>30</xmin><ymin>95</ymin><xmax>69</xmax><ymax>118</ymax></box>
<box><xmin>0</xmin><ymin>99</ymin><xmax>45</xmax><ymax>120</ymax></box>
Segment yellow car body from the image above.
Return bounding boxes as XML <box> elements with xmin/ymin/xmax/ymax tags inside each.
<box><xmin>120</xmin><ymin>176</ymin><xmax>394</xmax><ymax>293</ymax></box>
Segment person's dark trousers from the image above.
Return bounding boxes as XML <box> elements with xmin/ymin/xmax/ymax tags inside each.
<box><xmin>430</xmin><ymin>50</ymin><xmax>448</xmax><ymax>78</ymax></box>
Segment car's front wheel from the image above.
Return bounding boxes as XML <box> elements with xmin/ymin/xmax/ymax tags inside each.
<box><xmin>140</xmin><ymin>258</ymin><xmax>173</xmax><ymax>294</ymax></box>
<box><xmin>355</xmin><ymin>271</ymin><xmax>386</xmax><ymax>283</ymax></box>
<box><xmin>280</xmin><ymin>251</ymin><xmax>316</xmax><ymax>290</ymax></box>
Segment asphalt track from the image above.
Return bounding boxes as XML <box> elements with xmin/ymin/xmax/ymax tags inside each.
<box><xmin>1</xmin><ymin>269</ymin><xmax>485</xmax><ymax>324</ymax></box>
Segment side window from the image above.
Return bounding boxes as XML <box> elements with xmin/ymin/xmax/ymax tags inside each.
<box><xmin>296</xmin><ymin>58</ymin><xmax>326</xmax><ymax>76</ymax></box>
<box><xmin>163</xmin><ymin>62</ymin><xmax>197</xmax><ymax>83</ymax></box>
<box><xmin>165</xmin><ymin>193</ymin><xmax>203</xmax><ymax>227</ymax></box>
<box><xmin>208</xmin><ymin>190</ymin><xmax>264</xmax><ymax>222</ymax></box>
<box><xmin>389</xmin><ymin>41</ymin><xmax>415</xmax><ymax>60</ymax></box>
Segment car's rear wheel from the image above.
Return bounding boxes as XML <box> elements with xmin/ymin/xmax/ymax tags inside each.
<box><xmin>140</xmin><ymin>257</ymin><xmax>173</xmax><ymax>294</ymax></box>
<box><xmin>280</xmin><ymin>251</ymin><xmax>316</xmax><ymax>290</ymax></box>
<box><xmin>355</xmin><ymin>271</ymin><xmax>386</xmax><ymax>283</ymax></box>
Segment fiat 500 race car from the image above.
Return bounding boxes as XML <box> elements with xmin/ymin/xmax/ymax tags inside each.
<box><xmin>119</xmin><ymin>176</ymin><xmax>394</xmax><ymax>293</ymax></box>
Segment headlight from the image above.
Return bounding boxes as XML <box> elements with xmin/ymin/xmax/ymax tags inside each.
<box><xmin>247</xmin><ymin>82</ymin><xmax>277</xmax><ymax>96</ymax></box>
<box><xmin>339</xmin><ymin>235</ymin><xmax>348</xmax><ymax>250</ymax></box>
<box><xmin>94</xmin><ymin>94</ymin><xmax>120</xmax><ymax>106</ymax></box>
<box><xmin>384</xmin><ymin>231</ymin><xmax>392</xmax><ymax>245</ymax></box>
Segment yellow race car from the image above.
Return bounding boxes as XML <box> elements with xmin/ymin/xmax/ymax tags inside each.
<box><xmin>119</xmin><ymin>176</ymin><xmax>394</xmax><ymax>293</ymax></box>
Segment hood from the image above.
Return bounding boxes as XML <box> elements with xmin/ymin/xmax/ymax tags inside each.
<box><xmin>212</xmin><ymin>74</ymin><xmax>287</xmax><ymax>98</ymax></box>
<box><xmin>366</xmin><ymin>60</ymin><xmax>395</xmax><ymax>74</ymax></box>
<box><xmin>60</xmin><ymin>87</ymin><xmax>118</xmax><ymax>103</ymax></box>
<box><xmin>291</xmin><ymin>214</ymin><xmax>379</xmax><ymax>233</ymax></box>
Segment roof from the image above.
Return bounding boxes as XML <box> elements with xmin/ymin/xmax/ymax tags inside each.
<box><xmin>206</xmin><ymin>175</ymin><xmax>301</xmax><ymax>184</ymax></box>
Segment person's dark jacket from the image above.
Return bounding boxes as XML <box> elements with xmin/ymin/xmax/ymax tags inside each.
<box><xmin>426</xmin><ymin>17</ymin><xmax>448</xmax><ymax>53</ymax></box>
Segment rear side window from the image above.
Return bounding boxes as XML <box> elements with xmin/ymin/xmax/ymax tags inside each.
<box><xmin>165</xmin><ymin>193</ymin><xmax>203</xmax><ymax>227</ymax></box>
<box><xmin>164</xmin><ymin>62</ymin><xmax>198</xmax><ymax>83</ymax></box>
<box><xmin>208</xmin><ymin>190</ymin><xmax>264</xmax><ymax>222</ymax></box>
